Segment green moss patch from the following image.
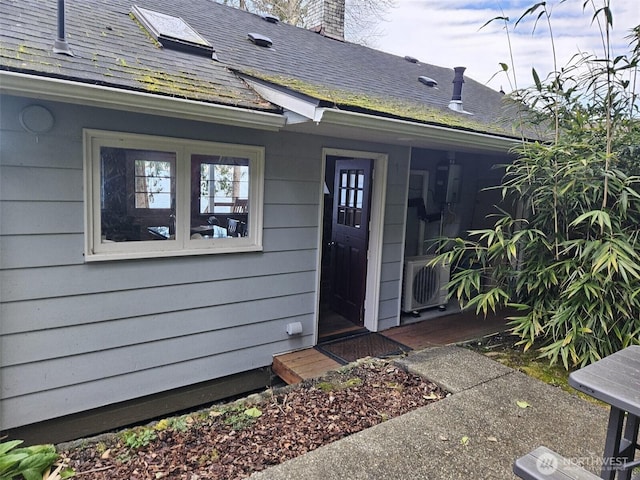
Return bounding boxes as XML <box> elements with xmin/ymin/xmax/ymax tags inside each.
<box><xmin>239</xmin><ymin>69</ymin><xmax>517</xmax><ymax>137</ymax></box>
<box><xmin>465</xmin><ymin>334</ymin><xmax>606</xmax><ymax>407</ymax></box>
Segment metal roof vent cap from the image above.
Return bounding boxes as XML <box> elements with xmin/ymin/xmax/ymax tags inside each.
<box><xmin>405</xmin><ymin>55</ymin><xmax>419</xmax><ymax>63</ymax></box>
<box><xmin>262</xmin><ymin>14</ymin><xmax>280</xmax><ymax>23</ymax></box>
<box><xmin>248</xmin><ymin>32</ymin><xmax>273</xmax><ymax>47</ymax></box>
<box><xmin>418</xmin><ymin>76</ymin><xmax>437</xmax><ymax>88</ymax></box>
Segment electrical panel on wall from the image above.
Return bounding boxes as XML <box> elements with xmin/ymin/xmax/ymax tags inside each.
<box><xmin>445</xmin><ymin>164</ymin><xmax>462</xmax><ymax>203</ymax></box>
<box><xmin>434</xmin><ymin>162</ymin><xmax>462</xmax><ymax>204</ymax></box>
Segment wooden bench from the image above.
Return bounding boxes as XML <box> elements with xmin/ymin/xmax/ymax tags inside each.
<box><xmin>514</xmin><ymin>446</ymin><xmax>601</xmax><ymax>480</ymax></box>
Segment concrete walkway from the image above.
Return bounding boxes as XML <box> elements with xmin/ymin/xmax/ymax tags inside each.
<box><xmin>251</xmin><ymin>346</ymin><xmax>609</xmax><ymax>480</ymax></box>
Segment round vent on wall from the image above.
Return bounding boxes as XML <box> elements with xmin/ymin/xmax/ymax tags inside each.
<box><xmin>20</xmin><ymin>105</ymin><xmax>55</xmax><ymax>134</ymax></box>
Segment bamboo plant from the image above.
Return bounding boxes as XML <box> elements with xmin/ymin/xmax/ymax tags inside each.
<box><xmin>433</xmin><ymin>1</ymin><xmax>640</xmax><ymax>368</ymax></box>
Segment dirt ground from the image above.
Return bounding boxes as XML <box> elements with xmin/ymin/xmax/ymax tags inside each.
<box><xmin>60</xmin><ymin>359</ymin><xmax>447</xmax><ymax>479</ymax></box>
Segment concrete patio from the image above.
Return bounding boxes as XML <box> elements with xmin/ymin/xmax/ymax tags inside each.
<box><xmin>253</xmin><ymin>346</ymin><xmax>610</xmax><ymax>479</ymax></box>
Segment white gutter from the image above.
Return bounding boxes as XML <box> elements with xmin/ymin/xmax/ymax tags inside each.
<box><xmin>0</xmin><ymin>71</ymin><xmax>286</xmax><ymax>131</ymax></box>
<box><xmin>316</xmin><ymin>108</ymin><xmax>521</xmax><ymax>153</ymax></box>
<box><xmin>243</xmin><ymin>77</ymin><xmax>324</xmax><ymax>123</ymax></box>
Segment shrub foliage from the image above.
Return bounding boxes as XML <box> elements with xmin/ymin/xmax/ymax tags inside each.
<box><xmin>434</xmin><ymin>4</ymin><xmax>640</xmax><ymax>367</ymax></box>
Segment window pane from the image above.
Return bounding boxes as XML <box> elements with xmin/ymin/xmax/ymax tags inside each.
<box><xmin>134</xmin><ymin>160</ymin><xmax>172</xmax><ymax>209</ymax></box>
<box><xmin>338</xmin><ymin>207</ymin><xmax>346</xmax><ymax>225</ymax></box>
<box><xmin>346</xmin><ymin>208</ymin><xmax>354</xmax><ymax>226</ymax></box>
<box><xmin>191</xmin><ymin>155</ymin><xmax>250</xmax><ymax>239</ymax></box>
<box><xmin>100</xmin><ymin>147</ymin><xmax>175</xmax><ymax>242</ymax></box>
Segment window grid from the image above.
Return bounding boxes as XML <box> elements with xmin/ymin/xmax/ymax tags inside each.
<box><xmin>337</xmin><ymin>168</ymin><xmax>365</xmax><ymax>228</ymax></box>
<box><xmin>133</xmin><ymin>159</ymin><xmax>174</xmax><ymax>210</ymax></box>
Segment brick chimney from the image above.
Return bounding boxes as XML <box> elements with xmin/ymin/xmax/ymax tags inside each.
<box><xmin>307</xmin><ymin>0</ymin><xmax>345</xmax><ymax>41</ymax></box>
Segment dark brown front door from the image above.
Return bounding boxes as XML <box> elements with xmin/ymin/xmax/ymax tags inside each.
<box><xmin>330</xmin><ymin>158</ymin><xmax>373</xmax><ymax>325</ymax></box>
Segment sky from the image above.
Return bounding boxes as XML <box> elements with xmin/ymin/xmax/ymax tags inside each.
<box><xmin>372</xmin><ymin>0</ymin><xmax>638</xmax><ymax>92</ymax></box>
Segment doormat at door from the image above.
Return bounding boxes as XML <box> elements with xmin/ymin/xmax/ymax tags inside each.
<box><xmin>315</xmin><ymin>332</ymin><xmax>412</xmax><ymax>365</ymax></box>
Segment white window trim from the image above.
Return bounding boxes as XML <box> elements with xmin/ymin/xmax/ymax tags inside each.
<box><xmin>84</xmin><ymin>129</ymin><xmax>264</xmax><ymax>261</ymax></box>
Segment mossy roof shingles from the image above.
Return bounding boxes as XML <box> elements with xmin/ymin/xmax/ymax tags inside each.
<box><xmin>186</xmin><ymin>1</ymin><xmax>524</xmax><ymax>138</ymax></box>
<box><xmin>1</xmin><ymin>0</ymin><xmax>526</xmax><ymax>137</ymax></box>
<box><xmin>0</xmin><ymin>0</ymin><xmax>276</xmax><ymax>112</ymax></box>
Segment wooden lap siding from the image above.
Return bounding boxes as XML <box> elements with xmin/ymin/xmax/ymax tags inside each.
<box><xmin>378</xmin><ymin>178</ymin><xmax>409</xmax><ymax>331</ymax></box>
<box><xmin>0</xmin><ymin>95</ymin><xmax>408</xmax><ymax>431</ymax></box>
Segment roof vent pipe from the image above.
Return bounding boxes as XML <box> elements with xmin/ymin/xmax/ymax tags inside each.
<box><xmin>449</xmin><ymin>66</ymin><xmax>468</xmax><ymax>113</ymax></box>
<box><xmin>451</xmin><ymin>66</ymin><xmax>465</xmax><ymax>101</ymax></box>
<box><xmin>53</xmin><ymin>0</ymin><xmax>74</xmax><ymax>56</ymax></box>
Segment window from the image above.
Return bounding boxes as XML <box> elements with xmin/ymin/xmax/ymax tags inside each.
<box><xmin>84</xmin><ymin>130</ymin><xmax>264</xmax><ymax>261</ymax></box>
<box><xmin>336</xmin><ymin>168</ymin><xmax>365</xmax><ymax>228</ymax></box>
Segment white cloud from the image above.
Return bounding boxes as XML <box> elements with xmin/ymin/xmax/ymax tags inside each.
<box><xmin>375</xmin><ymin>0</ymin><xmax>638</xmax><ymax>92</ymax></box>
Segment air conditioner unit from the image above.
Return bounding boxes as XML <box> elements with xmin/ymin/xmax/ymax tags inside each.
<box><xmin>402</xmin><ymin>255</ymin><xmax>450</xmax><ymax>312</ymax></box>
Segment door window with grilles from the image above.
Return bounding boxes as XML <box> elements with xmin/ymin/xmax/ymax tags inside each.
<box><xmin>337</xmin><ymin>169</ymin><xmax>365</xmax><ymax>228</ymax></box>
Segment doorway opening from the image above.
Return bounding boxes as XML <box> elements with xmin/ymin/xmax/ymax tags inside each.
<box><xmin>318</xmin><ymin>155</ymin><xmax>373</xmax><ymax>341</ymax></box>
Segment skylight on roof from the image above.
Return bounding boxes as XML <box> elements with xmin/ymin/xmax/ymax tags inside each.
<box><xmin>132</xmin><ymin>5</ymin><xmax>216</xmax><ymax>58</ymax></box>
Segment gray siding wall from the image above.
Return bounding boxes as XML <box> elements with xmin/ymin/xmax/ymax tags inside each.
<box><xmin>378</xmin><ymin>155</ymin><xmax>410</xmax><ymax>331</ymax></box>
<box><xmin>0</xmin><ymin>95</ymin><xmax>410</xmax><ymax>430</ymax></box>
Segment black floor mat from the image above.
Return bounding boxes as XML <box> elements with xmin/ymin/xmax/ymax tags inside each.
<box><xmin>315</xmin><ymin>332</ymin><xmax>412</xmax><ymax>365</ymax></box>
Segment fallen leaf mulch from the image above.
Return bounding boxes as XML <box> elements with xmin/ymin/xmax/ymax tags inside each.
<box><xmin>60</xmin><ymin>359</ymin><xmax>447</xmax><ymax>480</ymax></box>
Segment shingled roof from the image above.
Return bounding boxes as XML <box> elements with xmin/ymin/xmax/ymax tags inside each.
<box><xmin>0</xmin><ymin>0</ymin><xmax>526</xmax><ymax>139</ymax></box>
<box><xmin>0</xmin><ymin>0</ymin><xmax>275</xmax><ymax>112</ymax></box>
<box><xmin>199</xmin><ymin>1</ymin><xmax>522</xmax><ymax>137</ymax></box>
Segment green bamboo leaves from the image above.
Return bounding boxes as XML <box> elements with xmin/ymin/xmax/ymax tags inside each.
<box><xmin>432</xmin><ymin>1</ymin><xmax>640</xmax><ymax>368</ymax></box>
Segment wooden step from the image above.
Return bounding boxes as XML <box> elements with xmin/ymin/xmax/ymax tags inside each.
<box><xmin>273</xmin><ymin>348</ymin><xmax>341</xmax><ymax>384</ymax></box>
<box><xmin>274</xmin><ymin>309</ymin><xmax>511</xmax><ymax>385</ymax></box>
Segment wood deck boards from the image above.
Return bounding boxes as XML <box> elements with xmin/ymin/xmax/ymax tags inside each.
<box><xmin>273</xmin><ymin>309</ymin><xmax>511</xmax><ymax>384</ymax></box>
<box><xmin>385</xmin><ymin>309</ymin><xmax>511</xmax><ymax>350</ymax></box>
<box><xmin>272</xmin><ymin>348</ymin><xmax>342</xmax><ymax>384</ymax></box>
<box><xmin>318</xmin><ymin>310</ymin><xmax>365</xmax><ymax>342</ymax></box>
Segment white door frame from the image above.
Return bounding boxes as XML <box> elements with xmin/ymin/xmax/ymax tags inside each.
<box><xmin>315</xmin><ymin>148</ymin><xmax>388</xmax><ymax>341</ymax></box>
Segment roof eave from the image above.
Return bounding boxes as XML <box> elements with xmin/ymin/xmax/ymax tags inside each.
<box><xmin>1</xmin><ymin>71</ymin><xmax>521</xmax><ymax>153</ymax></box>
<box><xmin>243</xmin><ymin>76</ymin><xmax>323</xmax><ymax>122</ymax></box>
<box><xmin>316</xmin><ymin>108</ymin><xmax>521</xmax><ymax>153</ymax></box>
<box><xmin>241</xmin><ymin>73</ymin><xmax>521</xmax><ymax>153</ymax></box>
<box><xmin>0</xmin><ymin>71</ymin><xmax>286</xmax><ymax>131</ymax></box>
